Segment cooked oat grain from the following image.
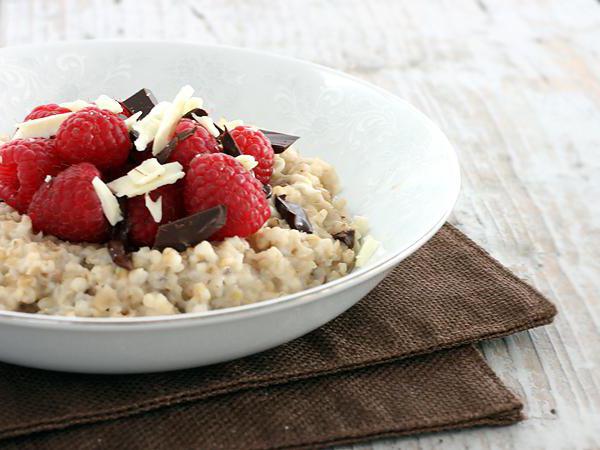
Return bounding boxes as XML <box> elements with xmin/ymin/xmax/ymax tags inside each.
<box><xmin>0</xmin><ymin>149</ymin><xmax>366</xmax><ymax>317</ymax></box>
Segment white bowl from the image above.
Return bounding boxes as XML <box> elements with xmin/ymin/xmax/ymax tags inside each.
<box><xmin>0</xmin><ymin>41</ymin><xmax>460</xmax><ymax>373</ymax></box>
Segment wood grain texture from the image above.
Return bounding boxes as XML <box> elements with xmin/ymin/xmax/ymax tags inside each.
<box><xmin>0</xmin><ymin>0</ymin><xmax>598</xmax><ymax>448</ymax></box>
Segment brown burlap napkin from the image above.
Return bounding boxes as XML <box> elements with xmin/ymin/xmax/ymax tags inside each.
<box><xmin>0</xmin><ymin>224</ymin><xmax>556</xmax><ymax>449</ymax></box>
<box><xmin>2</xmin><ymin>346</ymin><xmax>523</xmax><ymax>450</ymax></box>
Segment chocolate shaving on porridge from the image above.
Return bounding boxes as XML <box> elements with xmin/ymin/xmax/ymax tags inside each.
<box><xmin>107</xmin><ymin>240</ymin><xmax>134</xmax><ymax>270</ymax></box>
<box><xmin>107</xmin><ymin>198</ymin><xmax>134</xmax><ymax>270</ymax></box>
<box><xmin>218</xmin><ymin>126</ymin><xmax>242</xmax><ymax>157</ymax></box>
<box><xmin>263</xmin><ymin>184</ymin><xmax>273</xmax><ymax>199</ymax></box>
<box><xmin>16</xmin><ymin>303</ymin><xmax>40</xmax><ymax>314</ymax></box>
<box><xmin>156</xmin><ymin>127</ymin><xmax>197</xmax><ymax>164</ymax></box>
<box><xmin>332</xmin><ymin>230</ymin><xmax>356</xmax><ymax>248</ymax></box>
<box><xmin>260</xmin><ymin>130</ymin><xmax>300</xmax><ymax>153</ymax></box>
<box><xmin>121</xmin><ymin>88</ymin><xmax>157</xmax><ymax>118</ymax></box>
<box><xmin>274</xmin><ymin>195</ymin><xmax>313</xmax><ymax>234</ymax></box>
<box><xmin>154</xmin><ymin>205</ymin><xmax>227</xmax><ymax>252</ymax></box>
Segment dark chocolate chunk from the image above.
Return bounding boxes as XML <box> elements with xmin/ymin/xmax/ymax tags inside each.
<box><xmin>154</xmin><ymin>205</ymin><xmax>227</xmax><ymax>252</ymax></box>
<box><xmin>107</xmin><ymin>239</ymin><xmax>134</xmax><ymax>270</ymax></box>
<box><xmin>129</xmin><ymin>129</ymin><xmax>139</xmax><ymax>141</ymax></box>
<box><xmin>260</xmin><ymin>129</ymin><xmax>300</xmax><ymax>154</ymax></box>
<box><xmin>332</xmin><ymin>229</ymin><xmax>356</xmax><ymax>248</ymax></box>
<box><xmin>156</xmin><ymin>127</ymin><xmax>197</xmax><ymax>163</ymax></box>
<box><xmin>107</xmin><ymin>198</ymin><xmax>134</xmax><ymax>270</ymax></box>
<box><xmin>182</xmin><ymin>108</ymin><xmax>208</xmax><ymax>119</ymax></box>
<box><xmin>274</xmin><ymin>195</ymin><xmax>313</xmax><ymax>234</ymax></box>
<box><xmin>263</xmin><ymin>184</ymin><xmax>273</xmax><ymax>199</ymax></box>
<box><xmin>111</xmin><ymin>198</ymin><xmax>130</xmax><ymax>242</ymax></box>
<box><xmin>121</xmin><ymin>88</ymin><xmax>157</xmax><ymax>119</ymax></box>
<box><xmin>16</xmin><ymin>303</ymin><xmax>40</xmax><ymax>314</ymax></box>
<box><xmin>218</xmin><ymin>126</ymin><xmax>242</xmax><ymax>157</ymax></box>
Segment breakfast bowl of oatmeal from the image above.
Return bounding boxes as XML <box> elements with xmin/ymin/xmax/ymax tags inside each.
<box><xmin>0</xmin><ymin>41</ymin><xmax>459</xmax><ymax>373</ymax></box>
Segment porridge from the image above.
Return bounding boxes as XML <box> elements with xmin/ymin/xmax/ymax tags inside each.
<box><xmin>0</xmin><ymin>86</ymin><xmax>378</xmax><ymax>317</ymax></box>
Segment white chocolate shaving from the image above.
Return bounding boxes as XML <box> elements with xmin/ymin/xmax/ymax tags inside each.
<box><xmin>92</xmin><ymin>176</ymin><xmax>123</xmax><ymax>226</ymax></box>
<box><xmin>235</xmin><ymin>154</ymin><xmax>258</xmax><ymax>172</ymax></box>
<box><xmin>60</xmin><ymin>96</ymin><xmax>122</xmax><ymax>114</ymax></box>
<box><xmin>273</xmin><ymin>155</ymin><xmax>286</xmax><ymax>173</ymax></box>
<box><xmin>192</xmin><ymin>114</ymin><xmax>220</xmax><ymax>137</ymax></box>
<box><xmin>131</xmin><ymin>87</ymin><xmax>204</xmax><ymax>153</ymax></box>
<box><xmin>94</xmin><ymin>95</ymin><xmax>123</xmax><ymax>114</ymax></box>
<box><xmin>127</xmin><ymin>158</ymin><xmax>166</xmax><ymax>185</ymax></box>
<box><xmin>355</xmin><ymin>235</ymin><xmax>380</xmax><ymax>267</ymax></box>
<box><xmin>108</xmin><ymin>160</ymin><xmax>184</xmax><ymax>198</ymax></box>
<box><xmin>59</xmin><ymin>99</ymin><xmax>91</xmax><ymax>112</ymax></box>
<box><xmin>144</xmin><ymin>193</ymin><xmax>163</xmax><ymax>223</ymax></box>
<box><xmin>352</xmin><ymin>216</ymin><xmax>370</xmax><ymax>236</ymax></box>
<box><xmin>216</xmin><ymin>117</ymin><xmax>244</xmax><ymax>130</ymax></box>
<box><xmin>132</xmin><ymin>102</ymin><xmax>170</xmax><ymax>151</ymax></box>
<box><xmin>13</xmin><ymin>112</ymin><xmax>73</xmax><ymax>139</ymax></box>
<box><xmin>152</xmin><ymin>85</ymin><xmax>195</xmax><ymax>156</ymax></box>
<box><xmin>124</xmin><ymin>111</ymin><xmax>143</xmax><ymax>131</ymax></box>
<box><xmin>183</xmin><ymin>97</ymin><xmax>204</xmax><ymax>113</ymax></box>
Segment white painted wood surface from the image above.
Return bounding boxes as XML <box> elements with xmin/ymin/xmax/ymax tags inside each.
<box><xmin>0</xmin><ymin>0</ymin><xmax>598</xmax><ymax>448</ymax></box>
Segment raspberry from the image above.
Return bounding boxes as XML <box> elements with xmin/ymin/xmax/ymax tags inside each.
<box><xmin>55</xmin><ymin>107</ymin><xmax>131</xmax><ymax>170</ymax></box>
<box><xmin>24</xmin><ymin>104</ymin><xmax>71</xmax><ymax>121</ymax></box>
<box><xmin>184</xmin><ymin>153</ymin><xmax>270</xmax><ymax>240</ymax></box>
<box><xmin>229</xmin><ymin>126</ymin><xmax>274</xmax><ymax>184</ymax></box>
<box><xmin>127</xmin><ymin>184</ymin><xmax>184</xmax><ymax>247</ymax></box>
<box><xmin>28</xmin><ymin>163</ymin><xmax>110</xmax><ymax>243</ymax></box>
<box><xmin>167</xmin><ymin>119</ymin><xmax>219</xmax><ymax>170</ymax></box>
<box><xmin>0</xmin><ymin>139</ymin><xmax>65</xmax><ymax>213</ymax></box>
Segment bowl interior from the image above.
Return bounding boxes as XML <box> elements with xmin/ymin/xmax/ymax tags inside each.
<box><xmin>0</xmin><ymin>41</ymin><xmax>459</xmax><ymax>276</ymax></box>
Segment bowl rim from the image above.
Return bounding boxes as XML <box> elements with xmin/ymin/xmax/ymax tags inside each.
<box><xmin>0</xmin><ymin>39</ymin><xmax>461</xmax><ymax>326</ymax></box>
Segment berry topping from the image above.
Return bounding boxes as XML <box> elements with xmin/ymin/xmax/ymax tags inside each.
<box><xmin>166</xmin><ymin>119</ymin><xmax>219</xmax><ymax>170</ymax></box>
<box><xmin>127</xmin><ymin>184</ymin><xmax>184</xmax><ymax>247</ymax></box>
<box><xmin>55</xmin><ymin>107</ymin><xmax>131</xmax><ymax>170</ymax></box>
<box><xmin>28</xmin><ymin>163</ymin><xmax>110</xmax><ymax>243</ymax></box>
<box><xmin>0</xmin><ymin>87</ymin><xmax>302</xmax><ymax>258</ymax></box>
<box><xmin>184</xmin><ymin>153</ymin><xmax>270</xmax><ymax>240</ymax></box>
<box><xmin>0</xmin><ymin>138</ymin><xmax>65</xmax><ymax>213</ymax></box>
<box><xmin>24</xmin><ymin>104</ymin><xmax>71</xmax><ymax>121</ymax></box>
<box><xmin>229</xmin><ymin>126</ymin><xmax>274</xmax><ymax>184</ymax></box>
